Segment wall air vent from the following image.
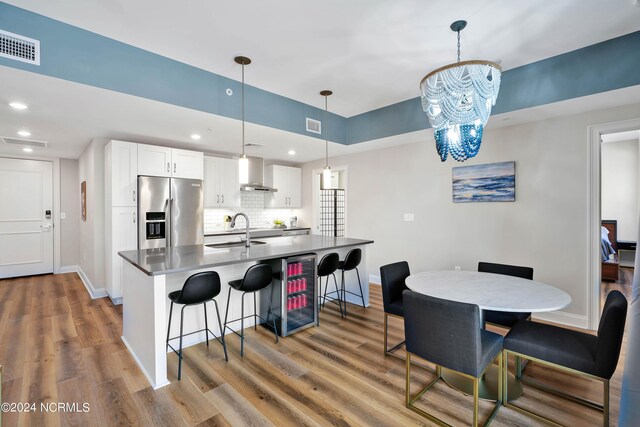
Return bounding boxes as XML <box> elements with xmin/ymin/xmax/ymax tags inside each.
<box><xmin>0</xmin><ymin>30</ymin><xmax>40</xmax><ymax>65</ymax></box>
<box><xmin>306</xmin><ymin>117</ymin><xmax>321</xmax><ymax>134</ymax></box>
<box><xmin>1</xmin><ymin>137</ymin><xmax>48</xmax><ymax>148</ymax></box>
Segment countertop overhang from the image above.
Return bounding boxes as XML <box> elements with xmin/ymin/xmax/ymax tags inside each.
<box><xmin>119</xmin><ymin>235</ymin><xmax>374</xmax><ymax>276</ymax></box>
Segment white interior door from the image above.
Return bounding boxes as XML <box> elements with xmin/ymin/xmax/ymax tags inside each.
<box><xmin>0</xmin><ymin>158</ymin><xmax>54</xmax><ymax>278</ymax></box>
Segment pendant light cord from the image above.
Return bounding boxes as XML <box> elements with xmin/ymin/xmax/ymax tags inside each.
<box><xmin>324</xmin><ymin>95</ymin><xmax>328</xmax><ymax>168</ymax></box>
<box><xmin>457</xmin><ymin>30</ymin><xmax>461</xmax><ymax>62</ymax></box>
<box><xmin>241</xmin><ymin>63</ymin><xmax>245</xmax><ymax>157</ymax></box>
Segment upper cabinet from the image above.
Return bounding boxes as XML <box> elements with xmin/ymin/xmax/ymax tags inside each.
<box><xmin>106</xmin><ymin>140</ymin><xmax>138</xmax><ymax>207</ymax></box>
<box><xmin>172</xmin><ymin>148</ymin><xmax>204</xmax><ymax>179</ymax></box>
<box><xmin>137</xmin><ymin>144</ymin><xmax>172</xmax><ymax>177</ymax></box>
<box><xmin>138</xmin><ymin>144</ymin><xmax>203</xmax><ymax>179</ymax></box>
<box><xmin>204</xmin><ymin>156</ymin><xmax>241</xmax><ymax>208</ymax></box>
<box><xmin>265</xmin><ymin>165</ymin><xmax>302</xmax><ymax>208</ymax></box>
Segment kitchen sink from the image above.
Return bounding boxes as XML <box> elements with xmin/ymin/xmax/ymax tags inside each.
<box><xmin>206</xmin><ymin>240</ymin><xmax>267</xmax><ymax>248</ymax></box>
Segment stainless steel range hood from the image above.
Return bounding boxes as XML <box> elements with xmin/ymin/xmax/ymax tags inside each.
<box><xmin>240</xmin><ymin>156</ymin><xmax>278</xmax><ymax>192</ymax></box>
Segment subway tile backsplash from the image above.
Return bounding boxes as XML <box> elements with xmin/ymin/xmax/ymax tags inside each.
<box><xmin>204</xmin><ymin>192</ymin><xmax>300</xmax><ymax>233</ymax></box>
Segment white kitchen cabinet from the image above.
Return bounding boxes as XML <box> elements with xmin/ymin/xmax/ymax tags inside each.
<box><xmin>171</xmin><ymin>148</ymin><xmax>204</xmax><ymax>179</ymax></box>
<box><xmin>138</xmin><ymin>144</ymin><xmax>203</xmax><ymax>179</ymax></box>
<box><xmin>105</xmin><ymin>140</ymin><xmax>138</xmax><ymax>207</ymax></box>
<box><xmin>265</xmin><ymin>165</ymin><xmax>302</xmax><ymax>208</ymax></box>
<box><xmin>137</xmin><ymin>144</ymin><xmax>172</xmax><ymax>177</ymax></box>
<box><xmin>105</xmin><ymin>206</ymin><xmax>137</xmax><ymax>302</ymax></box>
<box><xmin>204</xmin><ymin>156</ymin><xmax>240</xmax><ymax>208</ymax></box>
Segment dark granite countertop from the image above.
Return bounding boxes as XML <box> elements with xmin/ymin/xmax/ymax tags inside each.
<box><xmin>119</xmin><ymin>235</ymin><xmax>373</xmax><ymax>276</ymax></box>
<box><xmin>204</xmin><ymin>227</ymin><xmax>310</xmax><ymax>237</ymax></box>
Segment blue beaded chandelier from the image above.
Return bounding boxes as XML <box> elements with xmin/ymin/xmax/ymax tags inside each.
<box><xmin>420</xmin><ymin>20</ymin><xmax>501</xmax><ymax>162</ymax></box>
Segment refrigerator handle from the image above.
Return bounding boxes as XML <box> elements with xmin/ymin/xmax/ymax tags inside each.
<box><xmin>164</xmin><ymin>198</ymin><xmax>171</xmax><ymax>247</ymax></box>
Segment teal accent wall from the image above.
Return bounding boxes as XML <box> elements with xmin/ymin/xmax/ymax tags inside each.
<box><xmin>1</xmin><ymin>2</ymin><xmax>639</xmax><ymax>146</ymax></box>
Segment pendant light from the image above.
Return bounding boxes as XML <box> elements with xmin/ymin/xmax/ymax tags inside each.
<box><xmin>419</xmin><ymin>20</ymin><xmax>501</xmax><ymax>162</ymax></box>
<box><xmin>320</xmin><ymin>90</ymin><xmax>334</xmax><ymax>190</ymax></box>
<box><xmin>235</xmin><ymin>56</ymin><xmax>251</xmax><ymax>184</ymax></box>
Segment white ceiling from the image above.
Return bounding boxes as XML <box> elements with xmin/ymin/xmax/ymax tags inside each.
<box><xmin>2</xmin><ymin>1</ymin><xmax>640</xmax><ymax>160</ymax></box>
<box><xmin>5</xmin><ymin>0</ymin><xmax>640</xmax><ymax>117</ymax></box>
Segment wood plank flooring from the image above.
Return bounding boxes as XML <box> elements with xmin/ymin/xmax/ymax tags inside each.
<box><xmin>0</xmin><ymin>271</ymin><xmax>632</xmax><ymax>426</ymax></box>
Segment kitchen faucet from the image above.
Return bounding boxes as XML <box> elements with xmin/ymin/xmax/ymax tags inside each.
<box><xmin>230</xmin><ymin>212</ymin><xmax>250</xmax><ymax>247</ymax></box>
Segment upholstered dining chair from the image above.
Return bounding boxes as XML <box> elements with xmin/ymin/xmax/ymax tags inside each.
<box><xmin>503</xmin><ymin>290</ymin><xmax>627</xmax><ymax>427</ymax></box>
<box><xmin>404</xmin><ymin>290</ymin><xmax>503</xmax><ymax>426</ymax></box>
<box><xmin>380</xmin><ymin>261</ymin><xmax>410</xmax><ymax>358</ymax></box>
<box><xmin>478</xmin><ymin>261</ymin><xmax>534</xmax><ymax>328</ymax></box>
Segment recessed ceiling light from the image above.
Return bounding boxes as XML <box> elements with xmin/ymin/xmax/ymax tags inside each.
<box><xmin>191</xmin><ymin>134</ymin><xmax>201</xmax><ymax>140</ymax></box>
<box><xmin>288</xmin><ymin>150</ymin><xmax>296</xmax><ymax>155</ymax></box>
<box><xmin>22</xmin><ymin>147</ymin><xmax>33</xmax><ymax>153</ymax></box>
<box><xmin>18</xmin><ymin>130</ymin><xmax>31</xmax><ymax>137</ymax></box>
<box><xmin>9</xmin><ymin>102</ymin><xmax>28</xmax><ymax>110</ymax></box>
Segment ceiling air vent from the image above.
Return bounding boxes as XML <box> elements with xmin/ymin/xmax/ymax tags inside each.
<box><xmin>1</xmin><ymin>137</ymin><xmax>48</xmax><ymax>148</ymax></box>
<box><xmin>0</xmin><ymin>30</ymin><xmax>40</xmax><ymax>65</ymax></box>
<box><xmin>306</xmin><ymin>117</ymin><xmax>321</xmax><ymax>134</ymax></box>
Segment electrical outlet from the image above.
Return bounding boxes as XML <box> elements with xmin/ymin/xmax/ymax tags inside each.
<box><xmin>454</xmin><ymin>266</ymin><xmax>461</xmax><ymax>271</ymax></box>
<box><xmin>403</xmin><ymin>213</ymin><xmax>415</xmax><ymax>222</ymax></box>
<box><xmin>60</xmin><ymin>212</ymin><xmax>66</xmax><ymax>219</ymax></box>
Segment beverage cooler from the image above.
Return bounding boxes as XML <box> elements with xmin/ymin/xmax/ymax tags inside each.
<box><xmin>259</xmin><ymin>254</ymin><xmax>317</xmax><ymax>336</ymax></box>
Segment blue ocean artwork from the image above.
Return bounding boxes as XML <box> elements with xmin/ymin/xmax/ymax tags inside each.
<box><xmin>452</xmin><ymin>161</ymin><xmax>515</xmax><ymax>203</ymax></box>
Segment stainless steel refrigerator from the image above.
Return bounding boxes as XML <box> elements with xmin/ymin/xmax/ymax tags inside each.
<box><xmin>137</xmin><ymin>176</ymin><xmax>204</xmax><ymax>249</ymax></box>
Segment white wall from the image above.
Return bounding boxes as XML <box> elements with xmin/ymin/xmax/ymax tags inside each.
<box><xmin>300</xmin><ymin>102</ymin><xmax>640</xmax><ymax>326</ymax></box>
<box><xmin>602</xmin><ymin>138</ymin><xmax>640</xmax><ymax>241</ymax></box>
<box><xmin>78</xmin><ymin>138</ymin><xmax>107</xmax><ymax>293</ymax></box>
<box><xmin>60</xmin><ymin>158</ymin><xmax>80</xmax><ymax>266</ymax></box>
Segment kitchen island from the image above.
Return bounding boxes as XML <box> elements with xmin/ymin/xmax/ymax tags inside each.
<box><xmin>118</xmin><ymin>235</ymin><xmax>373</xmax><ymax>389</ymax></box>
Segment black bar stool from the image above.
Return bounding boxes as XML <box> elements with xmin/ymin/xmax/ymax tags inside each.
<box><xmin>317</xmin><ymin>252</ymin><xmax>343</xmax><ymax>322</ymax></box>
<box><xmin>166</xmin><ymin>271</ymin><xmax>228</xmax><ymax>381</ymax></box>
<box><xmin>223</xmin><ymin>264</ymin><xmax>279</xmax><ymax>357</ymax></box>
<box><xmin>338</xmin><ymin>248</ymin><xmax>365</xmax><ymax>317</ymax></box>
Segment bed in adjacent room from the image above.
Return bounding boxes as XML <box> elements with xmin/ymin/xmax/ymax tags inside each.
<box><xmin>602</xmin><ymin>220</ymin><xmax>619</xmax><ymax>282</ymax></box>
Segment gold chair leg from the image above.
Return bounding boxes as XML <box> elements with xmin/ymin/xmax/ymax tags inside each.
<box><xmin>406</xmin><ymin>352</ymin><xmax>411</xmax><ymax>406</ymax></box>
<box><xmin>503</xmin><ymin>350</ymin><xmax>509</xmax><ymax>403</ymax></box>
<box><xmin>384</xmin><ymin>313</ymin><xmax>388</xmax><ymax>355</ymax></box>
<box><xmin>603</xmin><ymin>379</ymin><xmax>609</xmax><ymax>427</ymax></box>
<box><xmin>498</xmin><ymin>352</ymin><xmax>503</xmax><ymax>404</ymax></box>
<box><xmin>473</xmin><ymin>378</ymin><xmax>479</xmax><ymax>427</ymax></box>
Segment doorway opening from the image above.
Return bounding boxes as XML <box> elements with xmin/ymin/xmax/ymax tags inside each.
<box><xmin>588</xmin><ymin>119</ymin><xmax>640</xmax><ymax>330</ymax></box>
<box><xmin>599</xmin><ymin>130</ymin><xmax>638</xmax><ymax>305</ymax></box>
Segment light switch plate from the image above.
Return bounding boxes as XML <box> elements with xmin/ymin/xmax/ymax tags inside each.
<box><xmin>60</xmin><ymin>212</ymin><xmax>66</xmax><ymax>219</ymax></box>
<box><xmin>454</xmin><ymin>266</ymin><xmax>461</xmax><ymax>271</ymax></box>
<box><xmin>403</xmin><ymin>213</ymin><xmax>415</xmax><ymax>222</ymax></box>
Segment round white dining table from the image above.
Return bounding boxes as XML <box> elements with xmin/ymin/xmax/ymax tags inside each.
<box><xmin>405</xmin><ymin>270</ymin><xmax>571</xmax><ymax>318</ymax></box>
<box><xmin>405</xmin><ymin>270</ymin><xmax>572</xmax><ymax>401</ymax></box>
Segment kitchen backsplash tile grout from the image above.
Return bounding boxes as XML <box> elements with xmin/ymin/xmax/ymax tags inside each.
<box><xmin>204</xmin><ymin>192</ymin><xmax>300</xmax><ymax>233</ymax></box>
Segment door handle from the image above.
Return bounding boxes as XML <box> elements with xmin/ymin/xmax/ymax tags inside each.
<box><xmin>221</xmin><ymin>194</ymin><xmax>224</xmax><ymax>203</ymax></box>
<box><xmin>40</xmin><ymin>224</ymin><xmax>52</xmax><ymax>231</ymax></box>
<box><xmin>167</xmin><ymin>162</ymin><xmax>170</xmax><ymax>173</ymax></box>
<box><xmin>133</xmin><ymin>212</ymin><xmax>136</xmax><ymax>223</ymax></box>
<box><xmin>217</xmin><ymin>194</ymin><xmax>220</xmax><ymax>204</ymax></box>
<box><xmin>133</xmin><ymin>190</ymin><xmax>136</xmax><ymax>202</ymax></box>
<box><xmin>174</xmin><ymin>163</ymin><xmax>177</xmax><ymax>174</ymax></box>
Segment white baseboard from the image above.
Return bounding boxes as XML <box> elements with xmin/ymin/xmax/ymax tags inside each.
<box><xmin>121</xmin><ymin>336</ymin><xmax>170</xmax><ymax>390</ymax></box>
<box><xmin>59</xmin><ymin>265</ymin><xmax>108</xmax><ymax>299</ymax></box>
<box><xmin>59</xmin><ymin>265</ymin><xmax>79</xmax><ymax>274</ymax></box>
<box><xmin>532</xmin><ymin>310</ymin><xmax>590</xmax><ymax>330</ymax></box>
<box><xmin>369</xmin><ymin>274</ymin><xmax>381</xmax><ymax>285</ymax></box>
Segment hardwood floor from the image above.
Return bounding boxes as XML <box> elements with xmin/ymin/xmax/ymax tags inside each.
<box><xmin>0</xmin><ymin>271</ymin><xmax>632</xmax><ymax>426</ymax></box>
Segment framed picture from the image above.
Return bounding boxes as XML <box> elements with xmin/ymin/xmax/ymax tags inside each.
<box><xmin>452</xmin><ymin>161</ymin><xmax>515</xmax><ymax>203</ymax></box>
<box><xmin>81</xmin><ymin>180</ymin><xmax>87</xmax><ymax>221</ymax></box>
